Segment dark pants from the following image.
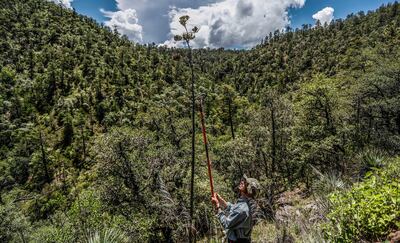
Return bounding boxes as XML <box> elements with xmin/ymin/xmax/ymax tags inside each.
<box><xmin>228</xmin><ymin>239</ymin><xmax>251</xmax><ymax>243</ymax></box>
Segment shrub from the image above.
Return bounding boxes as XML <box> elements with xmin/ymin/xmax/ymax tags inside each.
<box><xmin>0</xmin><ymin>201</ymin><xmax>31</xmax><ymax>243</ymax></box>
<box><xmin>324</xmin><ymin>158</ymin><xmax>400</xmax><ymax>242</ymax></box>
<box><xmin>87</xmin><ymin>228</ymin><xmax>129</xmax><ymax>243</ymax></box>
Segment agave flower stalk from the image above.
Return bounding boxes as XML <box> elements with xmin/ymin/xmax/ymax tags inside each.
<box><xmin>174</xmin><ymin>15</ymin><xmax>199</xmax><ymax>243</ymax></box>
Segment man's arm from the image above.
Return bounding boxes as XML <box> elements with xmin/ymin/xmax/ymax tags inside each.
<box><xmin>217</xmin><ymin>205</ymin><xmax>247</xmax><ymax>229</ymax></box>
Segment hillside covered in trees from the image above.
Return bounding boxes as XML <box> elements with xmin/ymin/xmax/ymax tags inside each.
<box><xmin>0</xmin><ymin>0</ymin><xmax>399</xmax><ymax>242</ymax></box>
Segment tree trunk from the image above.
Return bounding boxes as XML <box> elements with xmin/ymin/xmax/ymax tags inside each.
<box><xmin>29</xmin><ymin>50</ymin><xmax>34</xmax><ymax>80</ymax></box>
<box><xmin>39</xmin><ymin>131</ymin><xmax>51</xmax><ymax>183</ymax></box>
<box><xmin>228</xmin><ymin>97</ymin><xmax>235</xmax><ymax>140</ymax></box>
<box><xmin>396</xmin><ymin>113</ymin><xmax>400</xmax><ymax>135</ymax></box>
<box><xmin>261</xmin><ymin>149</ymin><xmax>269</xmax><ymax>177</ymax></box>
<box><xmin>81</xmin><ymin>124</ymin><xmax>86</xmax><ymax>161</ymax></box>
<box><xmin>356</xmin><ymin>98</ymin><xmax>362</xmax><ymax>147</ymax></box>
<box><xmin>271</xmin><ymin>105</ymin><xmax>277</xmax><ymax>173</ymax></box>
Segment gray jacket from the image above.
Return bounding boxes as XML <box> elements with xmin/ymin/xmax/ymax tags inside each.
<box><xmin>217</xmin><ymin>197</ymin><xmax>252</xmax><ymax>241</ymax></box>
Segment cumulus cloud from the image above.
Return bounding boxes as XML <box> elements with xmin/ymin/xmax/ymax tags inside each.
<box><xmin>164</xmin><ymin>0</ymin><xmax>306</xmax><ymax>48</ymax></box>
<box><xmin>109</xmin><ymin>0</ymin><xmax>216</xmax><ymax>44</ymax></box>
<box><xmin>101</xmin><ymin>8</ymin><xmax>143</xmax><ymax>43</ymax></box>
<box><xmin>50</xmin><ymin>0</ymin><xmax>73</xmax><ymax>9</ymax></box>
<box><xmin>312</xmin><ymin>7</ymin><xmax>334</xmax><ymax>25</ymax></box>
<box><xmin>104</xmin><ymin>0</ymin><xmax>306</xmax><ymax>47</ymax></box>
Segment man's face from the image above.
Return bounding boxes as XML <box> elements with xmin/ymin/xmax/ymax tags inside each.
<box><xmin>239</xmin><ymin>179</ymin><xmax>247</xmax><ymax>193</ymax></box>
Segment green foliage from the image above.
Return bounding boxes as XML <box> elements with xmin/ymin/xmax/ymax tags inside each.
<box><xmin>1</xmin><ymin>0</ymin><xmax>400</xmax><ymax>241</ymax></box>
<box><xmin>30</xmin><ymin>189</ymin><xmax>154</xmax><ymax>242</ymax></box>
<box><xmin>324</xmin><ymin>158</ymin><xmax>400</xmax><ymax>242</ymax></box>
<box><xmin>0</xmin><ymin>200</ymin><xmax>31</xmax><ymax>243</ymax></box>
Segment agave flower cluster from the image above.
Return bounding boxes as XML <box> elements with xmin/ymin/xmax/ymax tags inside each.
<box><xmin>174</xmin><ymin>15</ymin><xmax>199</xmax><ymax>44</ymax></box>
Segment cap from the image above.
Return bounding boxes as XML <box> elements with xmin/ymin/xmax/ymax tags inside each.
<box><xmin>243</xmin><ymin>174</ymin><xmax>260</xmax><ymax>197</ymax></box>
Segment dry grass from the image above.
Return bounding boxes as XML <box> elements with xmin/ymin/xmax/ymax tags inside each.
<box><xmin>252</xmin><ymin>221</ymin><xmax>278</xmax><ymax>243</ymax></box>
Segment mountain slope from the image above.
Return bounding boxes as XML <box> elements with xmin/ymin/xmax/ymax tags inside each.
<box><xmin>0</xmin><ymin>0</ymin><xmax>399</xmax><ymax>242</ymax></box>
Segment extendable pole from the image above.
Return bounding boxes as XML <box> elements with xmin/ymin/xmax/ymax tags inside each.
<box><xmin>199</xmin><ymin>98</ymin><xmax>215</xmax><ymax>198</ymax></box>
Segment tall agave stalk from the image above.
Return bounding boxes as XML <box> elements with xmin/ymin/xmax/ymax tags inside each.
<box><xmin>174</xmin><ymin>15</ymin><xmax>199</xmax><ymax>243</ymax></box>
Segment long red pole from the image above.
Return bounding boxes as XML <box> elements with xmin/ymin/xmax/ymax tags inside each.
<box><xmin>199</xmin><ymin>98</ymin><xmax>215</xmax><ymax>198</ymax></box>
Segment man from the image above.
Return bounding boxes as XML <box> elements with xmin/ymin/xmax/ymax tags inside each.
<box><xmin>211</xmin><ymin>175</ymin><xmax>260</xmax><ymax>243</ymax></box>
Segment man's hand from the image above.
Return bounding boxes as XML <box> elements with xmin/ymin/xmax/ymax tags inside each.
<box><xmin>211</xmin><ymin>194</ymin><xmax>220</xmax><ymax>209</ymax></box>
<box><xmin>216</xmin><ymin>193</ymin><xmax>228</xmax><ymax>209</ymax></box>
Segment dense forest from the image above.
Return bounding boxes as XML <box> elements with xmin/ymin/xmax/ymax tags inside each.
<box><xmin>0</xmin><ymin>0</ymin><xmax>399</xmax><ymax>242</ymax></box>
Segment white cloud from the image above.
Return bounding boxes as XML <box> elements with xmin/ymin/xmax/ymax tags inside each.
<box><xmin>164</xmin><ymin>0</ymin><xmax>306</xmax><ymax>48</ymax></box>
<box><xmin>312</xmin><ymin>7</ymin><xmax>334</xmax><ymax>25</ymax></box>
<box><xmin>50</xmin><ymin>0</ymin><xmax>73</xmax><ymax>9</ymax></box>
<box><xmin>101</xmin><ymin>8</ymin><xmax>143</xmax><ymax>43</ymax></box>
<box><xmin>107</xmin><ymin>0</ymin><xmax>217</xmax><ymax>43</ymax></box>
<box><xmin>115</xmin><ymin>0</ymin><xmax>145</xmax><ymax>11</ymax></box>
<box><xmin>159</xmin><ymin>39</ymin><xmax>180</xmax><ymax>48</ymax></box>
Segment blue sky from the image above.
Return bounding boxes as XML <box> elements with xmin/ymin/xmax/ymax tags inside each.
<box><xmin>72</xmin><ymin>0</ymin><xmax>116</xmax><ymax>23</ymax></box>
<box><xmin>289</xmin><ymin>0</ymin><xmax>396</xmax><ymax>29</ymax></box>
<box><xmin>58</xmin><ymin>0</ymin><xmax>397</xmax><ymax>48</ymax></box>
